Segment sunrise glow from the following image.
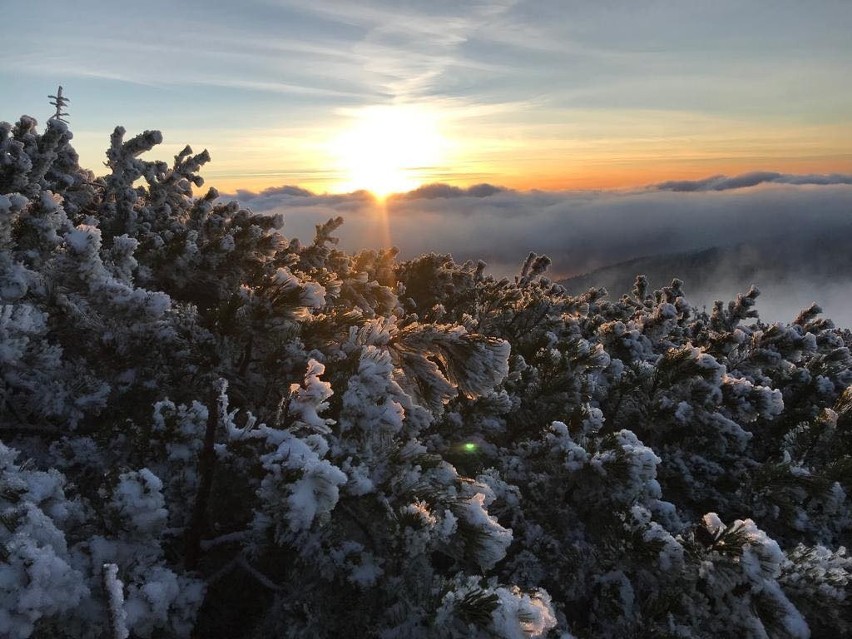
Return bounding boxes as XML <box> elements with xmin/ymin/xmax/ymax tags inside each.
<box><xmin>330</xmin><ymin>106</ymin><xmax>449</xmax><ymax>197</ymax></box>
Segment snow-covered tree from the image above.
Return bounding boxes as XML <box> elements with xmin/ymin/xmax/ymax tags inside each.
<box><xmin>0</xmin><ymin>101</ymin><xmax>849</xmax><ymax>638</ymax></box>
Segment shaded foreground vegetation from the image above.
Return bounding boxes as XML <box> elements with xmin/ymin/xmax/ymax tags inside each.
<box><xmin>1</xmin><ymin>114</ymin><xmax>850</xmax><ymax>638</ymax></box>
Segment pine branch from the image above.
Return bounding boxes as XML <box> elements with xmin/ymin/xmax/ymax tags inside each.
<box><xmin>47</xmin><ymin>85</ymin><xmax>70</xmax><ymax>122</ymax></box>
<box><xmin>184</xmin><ymin>381</ymin><xmax>222</xmax><ymax>569</ymax></box>
<box><xmin>237</xmin><ymin>556</ymin><xmax>283</xmax><ymax>592</ymax></box>
<box><xmin>102</xmin><ymin>563</ymin><xmax>129</xmax><ymax>639</ymax></box>
<box><xmin>200</xmin><ymin>530</ymin><xmax>249</xmax><ymax>551</ymax></box>
<box><xmin>454</xmin><ymin>588</ymin><xmax>499</xmax><ymax>627</ymax></box>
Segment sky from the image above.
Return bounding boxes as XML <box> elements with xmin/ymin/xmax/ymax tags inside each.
<box><xmin>3</xmin><ymin>0</ymin><xmax>852</xmax><ymax>194</ymax></box>
<box><xmin>4</xmin><ymin>0</ymin><xmax>852</xmax><ymax>323</ymax></box>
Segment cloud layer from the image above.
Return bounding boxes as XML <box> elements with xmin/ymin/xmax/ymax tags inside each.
<box><xmin>655</xmin><ymin>171</ymin><xmax>852</xmax><ymax>191</ymax></box>
<box><xmin>227</xmin><ymin>174</ymin><xmax>852</xmax><ymax>324</ymax></box>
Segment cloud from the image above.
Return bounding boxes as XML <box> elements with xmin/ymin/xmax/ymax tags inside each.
<box><xmin>226</xmin><ymin>176</ymin><xmax>852</xmax><ymax>324</ymax></box>
<box><xmin>229</xmin><ymin>185</ymin><xmax>374</xmax><ymax>211</ymax></box>
<box><xmin>393</xmin><ymin>183</ymin><xmax>508</xmax><ymax>200</ymax></box>
<box><xmin>655</xmin><ymin>171</ymin><xmax>852</xmax><ymax>191</ymax></box>
<box><xmin>232</xmin><ymin>185</ymin><xmax>316</xmax><ymax>202</ymax></box>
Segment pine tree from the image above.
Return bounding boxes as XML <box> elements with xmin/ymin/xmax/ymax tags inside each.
<box><xmin>0</xmin><ymin>98</ymin><xmax>849</xmax><ymax>638</ymax></box>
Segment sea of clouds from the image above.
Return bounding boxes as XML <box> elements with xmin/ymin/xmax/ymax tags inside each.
<box><xmin>225</xmin><ymin>173</ymin><xmax>852</xmax><ymax>325</ymax></box>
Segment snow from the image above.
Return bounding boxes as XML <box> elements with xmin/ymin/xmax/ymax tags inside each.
<box><xmin>491</xmin><ymin>586</ymin><xmax>558</xmax><ymax>639</ymax></box>
<box><xmin>341</xmin><ymin>345</ymin><xmax>407</xmax><ymax>437</ymax></box>
<box><xmin>300</xmin><ymin>281</ymin><xmax>327</xmax><ymax>309</ymax></box>
<box><xmin>102</xmin><ymin>563</ymin><xmax>129</xmax><ymax>639</ymax></box>
<box><xmin>65</xmin><ymin>225</ymin><xmax>96</xmax><ymax>253</ymax></box>
<box><xmin>257</xmin><ymin>431</ymin><xmax>347</xmax><ymax>538</ymax></box>
<box><xmin>702</xmin><ymin>513</ymin><xmax>725</xmax><ymax>539</ymax></box>
<box><xmin>288</xmin><ymin>359</ymin><xmax>335</xmax><ymax>433</ymax></box>
<box><xmin>330</xmin><ymin>542</ymin><xmax>384</xmax><ymax>587</ymax></box>
<box><xmin>674</xmin><ymin>400</ymin><xmax>693</xmax><ymax>423</ymax></box>
<box><xmin>548</xmin><ymin>421</ymin><xmax>591</xmax><ymax>471</ymax></box>
<box><xmin>0</xmin><ymin>304</ymin><xmax>46</xmax><ymax>363</ymax></box>
<box><xmin>402</xmin><ymin>500</ymin><xmax>438</xmax><ymax>527</ymax></box>
<box><xmin>4</xmin><ymin>110</ymin><xmax>851</xmax><ymax>638</ymax></box>
<box><xmin>123</xmin><ymin>566</ymin><xmax>203</xmax><ymax>638</ymax></box>
<box><xmin>110</xmin><ymin>469</ymin><xmax>168</xmax><ymax>536</ymax></box>
<box><xmin>0</xmin><ymin>443</ymin><xmax>89</xmax><ymax>639</ymax></box>
<box><xmin>0</xmin><ymin>193</ymin><xmax>29</xmax><ymax>213</ymax></box>
<box><xmin>436</xmin><ymin>577</ymin><xmax>557</xmax><ymax>639</ymax></box>
<box><xmin>460</xmin><ymin>492</ymin><xmax>513</xmax><ymax>570</ymax></box>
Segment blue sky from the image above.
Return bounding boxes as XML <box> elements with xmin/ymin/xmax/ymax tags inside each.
<box><xmin>3</xmin><ymin>0</ymin><xmax>851</xmax><ymax>193</ymax></box>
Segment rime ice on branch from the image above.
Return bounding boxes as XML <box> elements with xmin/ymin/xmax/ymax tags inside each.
<box><xmin>0</xmin><ymin>107</ymin><xmax>849</xmax><ymax>639</ymax></box>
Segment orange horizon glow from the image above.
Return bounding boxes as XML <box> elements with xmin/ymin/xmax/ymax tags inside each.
<box><xmin>69</xmin><ymin>108</ymin><xmax>852</xmax><ymax>198</ymax></box>
<box><xmin>205</xmin><ymin>153</ymin><xmax>852</xmax><ymax>197</ymax></box>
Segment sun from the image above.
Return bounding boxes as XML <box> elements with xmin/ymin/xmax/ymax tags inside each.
<box><xmin>331</xmin><ymin>105</ymin><xmax>447</xmax><ymax>197</ymax></box>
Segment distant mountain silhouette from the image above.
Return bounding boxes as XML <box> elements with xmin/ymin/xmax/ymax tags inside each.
<box><xmin>559</xmin><ymin>229</ymin><xmax>852</xmax><ymax>315</ymax></box>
